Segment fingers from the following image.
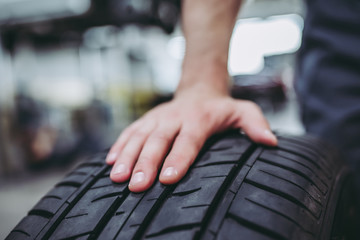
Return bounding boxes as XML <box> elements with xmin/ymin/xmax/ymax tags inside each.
<box><xmin>107</xmin><ymin>98</ymin><xmax>277</xmax><ymax>194</ymax></box>
<box><xmin>159</xmin><ymin>123</ymin><xmax>209</xmax><ymax>185</ymax></box>
<box><xmin>128</xmin><ymin>122</ymin><xmax>181</xmax><ymax>192</ymax></box>
<box><xmin>106</xmin><ymin>120</ymin><xmax>142</xmax><ymax>165</ymax></box>
<box><xmin>110</xmin><ymin>121</ymin><xmax>156</xmax><ymax>183</ymax></box>
<box><xmin>235</xmin><ymin>101</ymin><xmax>278</xmax><ymax>146</ymax></box>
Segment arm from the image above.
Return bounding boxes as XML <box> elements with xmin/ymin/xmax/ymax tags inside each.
<box><xmin>106</xmin><ymin>0</ymin><xmax>278</xmax><ymax>192</ymax></box>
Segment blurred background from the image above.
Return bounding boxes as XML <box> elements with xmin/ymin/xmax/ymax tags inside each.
<box><xmin>0</xmin><ymin>0</ymin><xmax>306</xmax><ymax>237</ymax></box>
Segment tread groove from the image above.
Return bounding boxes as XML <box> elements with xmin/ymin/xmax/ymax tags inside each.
<box><xmin>91</xmin><ymin>192</ymin><xmax>123</xmax><ymax>202</ymax></box>
<box><xmin>28</xmin><ymin>209</ymin><xmax>53</xmax><ymax>219</ymax></box>
<box><xmin>209</xmin><ymin>146</ymin><xmax>233</xmax><ymax>152</ymax></box>
<box><xmin>88</xmin><ymin>189</ymin><xmax>130</xmax><ymax>240</ymax></box>
<box><xmin>6</xmin><ymin>134</ymin><xmax>343</xmax><ymax>240</ymax></box>
<box><xmin>42</xmin><ymin>195</ymin><xmax>62</xmax><ymax>200</ymax></box>
<box><xmin>65</xmin><ymin>213</ymin><xmax>88</xmax><ymax>219</ymax></box>
<box><xmin>196</xmin><ymin>143</ymin><xmax>257</xmax><ymax>239</ymax></box>
<box><xmin>147</xmin><ymin>198</ymin><xmax>158</xmax><ymax>202</ymax></box>
<box><xmin>279</xmin><ymin>141</ymin><xmax>327</xmax><ymax>164</ymax></box>
<box><xmin>130</xmin><ymin>224</ymin><xmax>141</xmax><ymax>228</ymax></box>
<box><xmin>264</xmin><ymin>152</ymin><xmax>318</xmax><ymax>173</ymax></box>
<box><xmin>132</xmin><ymin>184</ymin><xmax>178</xmax><ymax>239</ymax></box>
<box><xmin>193</xmin><ymin>162</ymin><xmax>238</xmax><ymax>167</ymax></box>
<box><xmin>227</xmin><ymin>212</ymin><xmax>286</xmax><ymax>240</ymax></box>
<box><xmin>244</xmin><ymin>197</ymin><xmax>315</xmax><ymax>236</ymax></box>
<box><xmin>112</xmin><ymin>193</ymin><xmax>147</xmax><ymax>238</ymax></box>
<box><xmin>98</xmin><ymin>174</ymin><xmax>111</xmax><ymax>179</ymax></box>
<box><xmin>201</xmin><ymin>175</ymin><xmax>227</xmax><ymax>179</ymax></box>
<box><xmin>115</xmin><ymin>211</ymin><xmax>125</xmax><ymax>216</ymax></box>
<box><xmin>69</xmin><ymin>172</ymin><xmax>88</xmax><ymax>176</ymax></box>
<box><xmin>145</xmin><ymin>224</ymin><xmax>201</xmax><ymax>238</ymax></box>
<box><xmin>11</xmin><ymin>230</ymin><xmax>31</xmax><ymax>237</ymax></box>
<box><xmin>90</xmin><ymin>184</ymin><xmax>114</xmax><ymax>190</ymax></box>
<box><xmin>39</xmin><ymin>166</ymin><xmax>109</xmax><ymax>239</ymax></box>
<box><xmin>244</xmin><ymin>179</ymin><xmax>318</xmax><ymax>219</ymax></box>
<box><xmin>279</xmin><ymin>137</ymin><xmax>326</xmax><ymax>158</ymax></box>
<box><xmin>278</xmin><ymin>148</ymin><xmax>323</xmax><ymax>171</ymax></box>
<box><xmin>258</xmin><ymin>158</ymin><xmax>326</xmax><ymax>194</ymax></box>
<box><xmin>56</xmin><ymin>181</ymin><xmax>82</xmax><ymax>188</ymax></box>
<box><xmin>258</xmin><ymin>169</ymin><xmax>322</xmax><ymax>204</ymax></box>
<box><xmin>181</xmin><ymin>204</ymin><xmax>210</xmax><ymax>209</ymax></box>
<box><xmin>262</xmin><ymin>152</ymin><xmax>329</xmax><ymax>186</ymax></box>
<box><xmin>79</xmin><ymin>162</ymin><xmax>104</xmax><ymax>167</ymax></box>
<box><xmin>59</xmin><ymin>231</ymin><xmax>91</xmax><ymax>240</ymax></box>
<box><xmin>172</xmin><ymin>187</ymin><xmax>202</xmax><ymax>196</ymax></box>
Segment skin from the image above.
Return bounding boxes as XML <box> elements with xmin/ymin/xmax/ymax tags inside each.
<box><xmin>106</xmin><ymin>0</ymin><xmax>278</xmax><ymax>192</ymax></box>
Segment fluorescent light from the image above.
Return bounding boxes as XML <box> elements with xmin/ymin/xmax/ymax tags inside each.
<box><xmin>229</xmin><ymin>14</ymin><xmax>303</xmax><ymax>75</ymax></box>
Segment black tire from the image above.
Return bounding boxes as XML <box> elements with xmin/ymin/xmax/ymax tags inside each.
<box><xmin>6</xmin><ymin>131</ymin><xmax>359</xmax><ymax>240</ymax></box>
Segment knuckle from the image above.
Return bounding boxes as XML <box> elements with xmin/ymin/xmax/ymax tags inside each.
<box><xmin>134</xmin><ymin>161</ymin><xmax>158</xmax><ymax>173</ymax></box>
<box><xmin>133</xmin><ymin>162</ymin><xmax>147</xmax><ymax>170</ymax></box>
<box><xmin>124</xmin><ymin>124</ymin><xmax>135</xmax><ymax>133</ymax></box>
<box><xmin>176</xmin><ymin>132</ymin><xmax>195</xmax><ymax>142</ymax></box>
<box><xmin>122</xmin><ymin>121</ymin><xmax>140</xmax><ymax>135</ymax></box>
<box><xmin>239</xmin><ymin>100</ymin><xmax>262</xmax><ymax>114</ymax></box>
<box><xmin>168</xmin><ymin>151</ymin><xmax>186</xmax><ymax>162</ymax></box>
<box><xmin>176</xmin><ymin>133</ymin><xmax>202</xmax><ymax>151</ymax></box>
<box><xmin>113</xmin><ymin>137</ymin><xmax>126</xmax><ymax>148</ymax></box>
<box><xmin>168</xmin><ymin>152</ymin><xmax>194</xmax><ymax>167</ymax></box>
<box><xmin>242</xmin><ymin>100</ymin><xmax>253</xmax><ymax>107</ymax></box>
<box><xmin>121</xmin><ymin>127</ymin><xmax>132</xmax><ymax>136</ymax></box>
<box><xmin>150</xmin><ymin>131</ymin><xmax>172</xmax><ymax>142</ymax></box>
<box><xmin>198</xmin><ymin>109</ymin><xmax>212</xmax><ymax>122</ymax></box>
<box><xmin>138</xmin><ymin>155</ymin><xmax>154</xmax><ymax>164</ymax></box>
<box><xmin>138</xmin><ymin>149</ymin><xmax>163</xmax><ymax>167</ymax></box>
<box><xmin>132</xmin><ymin>130</ymin><xmax>148</xmax><ymax>140</ymax></box>
<box><xmin>119</xmin><ymin>150</ymin><xmax>134</xmax><ymax>161</ymax></box>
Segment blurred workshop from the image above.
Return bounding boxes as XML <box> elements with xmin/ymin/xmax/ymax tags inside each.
<box><xmin>0</xmin><ymin>0</ymin><xmax>305</xmax><ymax>238</ymax></box>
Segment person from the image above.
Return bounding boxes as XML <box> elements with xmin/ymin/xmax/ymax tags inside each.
<box><xmin>296</xmin><ymin>0</ymin><xmax>360</xmax><ymax>195</ymax></box>
<box><xmin>107</xmin><ymin>0</ymin><xmax>360</xmax><ymax>194</ymax></box>
<box><xmin>105</xmin><ymin>0</ymin><xmax>277</xmax><ymax>193</ymax></box>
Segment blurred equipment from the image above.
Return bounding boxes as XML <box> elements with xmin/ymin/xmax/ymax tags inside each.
<box><xmin>0</xmin><ymin>0</ymin><xmax>180</xmax><ymax>50</ymax></box>
<box><xmin>231</xmin><ymin>73</ymin><xmax>286</xmax><ymax>112</ymax></box>
<box><xmin>0</xmin><ymin>0</ymin><xmax>181</xmax><ymax>175</ymax></box>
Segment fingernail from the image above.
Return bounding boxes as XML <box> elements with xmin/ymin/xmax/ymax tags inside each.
<box><xmin>106</xmin><ymin>153</ymin><xmax>117</xmax><ymax>163</ymax></box>
<box><xmin>113</xmin><ymin>164</ymin><xmax>126</xmax><ymax>175</ymax></box>
<box><xmin>162</xmin><ymin>167</ymin><xmax>177</xmax><ymax>177</ymax></box>
<box><xmin>129</xmin><ymin>172</ymin><xmax>145</xmax><ymax>186</ymax></box>
<box><xmin>264</xmin><ymin>130</ymin><xmax>277</xmax><ymax>142</ymax></box>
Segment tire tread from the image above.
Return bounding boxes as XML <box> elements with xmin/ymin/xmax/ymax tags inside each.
<box><xmin>6</xmin><ymin>132</ymin><xmax>346</xmax><ymax>240</ymax></box>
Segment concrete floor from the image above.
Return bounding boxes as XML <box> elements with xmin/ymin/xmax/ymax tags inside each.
<box><xmin>0</xmin><ymin>164</ymin><xmax>78</xmax><ymax>239</ymax></box>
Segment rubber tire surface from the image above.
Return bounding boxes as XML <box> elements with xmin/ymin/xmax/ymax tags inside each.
<box><xmin>6</xmin><ymin>132</ymin><xmax>358</xmax><ymax>240</ymax></box>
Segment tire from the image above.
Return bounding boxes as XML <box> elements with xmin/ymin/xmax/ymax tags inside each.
<box><xmin>6</xmin><ymin>131</ymin><xmax>359</xmax><ymax>240</ymax></box>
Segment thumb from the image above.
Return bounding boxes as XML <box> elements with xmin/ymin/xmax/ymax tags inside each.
<box><xmin>234</xmin><ymin>101</ymin><xmax>278</xmax><ymax>146</ymax></box>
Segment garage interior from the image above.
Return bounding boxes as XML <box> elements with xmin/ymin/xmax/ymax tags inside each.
<box><xmin>0</xmin><ymin>0</ymin><xmax>306</xmax><ymax>238</ymax></box>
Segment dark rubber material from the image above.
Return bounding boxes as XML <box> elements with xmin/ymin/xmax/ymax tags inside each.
<box><xmin>6</xmin><ymin>132</ymin><xmax>358</xmax><ymax>240</ymax></box>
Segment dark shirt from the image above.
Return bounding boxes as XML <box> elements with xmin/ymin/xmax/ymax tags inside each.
<box><xmin>296</xmin><ymin>0</ymin><xmax>360</xmax><ymax>187</ymax></box>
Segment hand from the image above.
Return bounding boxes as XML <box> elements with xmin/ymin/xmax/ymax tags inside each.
<box><xmin>106</xmin><ymin>87</ymin><xmax>277</xmax><ymax>192</ymax></box>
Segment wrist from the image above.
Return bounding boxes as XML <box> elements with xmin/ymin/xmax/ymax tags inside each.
<box><xmin>175</xmin><ymin>75</ymin><xmax>231</xmax><ymax>100</ymax></box>
<box><xmin>177</xmin><ymin>58</ymin><xmax>230</xmax><ymax>94</ymax></box>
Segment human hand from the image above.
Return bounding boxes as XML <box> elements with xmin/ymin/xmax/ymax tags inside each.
<box><xmin>106</xmin><ymin>87</ymin><xmax>277</xmax><ymax>192</ymax></box>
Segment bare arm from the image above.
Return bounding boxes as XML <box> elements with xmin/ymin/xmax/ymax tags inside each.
<box><xmin>106</xmin><ymin>0</ymin><xmax>277</xmax><ymax>192</ymax></box>
<box><xmin>179</xmin><ymin>0</ymin><xmax>241</xmax><ymax>96</ymax></box>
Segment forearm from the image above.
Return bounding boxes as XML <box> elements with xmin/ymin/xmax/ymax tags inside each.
<box><xmin>177</xmin><ymin>0</ymin><xmax>242</xmax><ymax>96</ymax></box>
